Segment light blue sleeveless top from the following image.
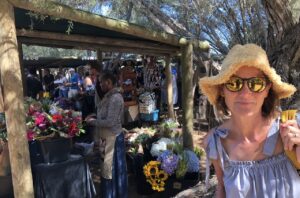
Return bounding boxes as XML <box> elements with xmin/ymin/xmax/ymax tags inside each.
<box><xmin>205</xmin><ymin>118</ymin><xmax>300</xmax><ymax>197</ymax></box>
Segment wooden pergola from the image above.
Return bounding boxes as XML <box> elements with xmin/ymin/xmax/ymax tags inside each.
<box><xmin>0</xmin><ymin>0</ymin><xmax>209</xmax><ymax>197</ymax></box>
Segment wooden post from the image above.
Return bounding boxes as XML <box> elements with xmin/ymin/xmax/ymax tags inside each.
<box><xmin>165</xmin><ymin>56</ymin><xmax>175</xmax><ymax>119</ymax></box>
<box><xmin>181</xmin><ymin>41</ymin><xmax>194</xmax><ymax>150</ymax></box>
<box><xmin>0</xmin><ymin>1</ymin><xmax>34</xmax><ymax>197</ymax></box>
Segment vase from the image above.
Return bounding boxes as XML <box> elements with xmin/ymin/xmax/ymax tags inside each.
<box><xmin>39</xmin><ymin>137</ymin><xmax>72</xmax><ymax>164</ymax></box>
<box><xmin>161</xmin><ymin>172</ymin><xmax>200</xmax><ymax>197</ymax></box>
<box><xmin>28</xmin><ymin>140</ymin><xmax>44</xmax><ymax>165</ymax></box>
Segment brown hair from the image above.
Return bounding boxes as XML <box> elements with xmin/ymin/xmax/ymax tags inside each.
<box><xmin>215</xmin><ymin>87</ymin><xmax>280</xmax><ymax>119</ymax></box>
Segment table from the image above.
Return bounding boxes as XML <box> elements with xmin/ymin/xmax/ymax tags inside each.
<box><xmin>33</xmin><ymin>155</ymin><xmax>96</xmax><ymax>198</ymax></box>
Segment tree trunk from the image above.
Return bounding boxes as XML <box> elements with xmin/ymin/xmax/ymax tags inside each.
<box><xmin>263</xmin><ymin>0</ymin><xmax>300</xmax><ymax>108</ymax></box>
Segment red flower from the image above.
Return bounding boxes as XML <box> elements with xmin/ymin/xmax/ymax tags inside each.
<box><xmin>68</xmin><ymin>122</ymin><xmax>79</xmax><ymax>137</ymax></box>
<box><xmin>52</xmin><ymin>114</ymin><xmax>63</xmax><ymax>123</ymax></box>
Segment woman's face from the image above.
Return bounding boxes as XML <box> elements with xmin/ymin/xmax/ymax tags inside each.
<box><xmin>222</xmin><ymin>66</ymin><xmax>271</xmax><ymax>117</ymax></box>
<box><xmin>100</xmin><ymin>78</ymin><xmax>112</xmax><ymax>93</ymax></box>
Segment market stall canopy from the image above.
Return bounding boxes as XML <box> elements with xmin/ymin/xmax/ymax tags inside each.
<box><xmin>12</xmin><ymin>0</ymin><xmax>185</xmax><ymax>56</ymax></box>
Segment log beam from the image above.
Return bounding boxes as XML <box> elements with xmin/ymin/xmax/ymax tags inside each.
<box><xmin>19</xmin><ymin>37</ymin><xmax>175</xmax><ymax>56</ymax></box>
<box><xmin>0</xmin><ymin>1</ymin><xmax>34</xmax><ymax>197</ymax></box>
<box><xmin>181</xmin><ymin>41</ymin><xmax>194</xmax><ymax>150</ymax></box>
<box><xmin>9</xmin><ymin>0</ymin><xmax>181</xmax><ymax>46</ymax></box>
<box><xmin>17</xmin><ymin>29</ymin><xmax>180</xmax><ymax>52</ymax></box>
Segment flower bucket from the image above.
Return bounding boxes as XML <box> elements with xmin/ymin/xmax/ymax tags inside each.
<box><xmin>161</xmin><ymin>173</ymin><xmax>200</xmax><ymax>197</ymax></box>
<box><xmin>39</xmin><ymin>137</ymin><xmax>72</xmax><ymax>164</ymax></box>
<box><xmin>133</xmin><ymin>154</ymin><xmax>154</xmax><ymax>195</ymax></box>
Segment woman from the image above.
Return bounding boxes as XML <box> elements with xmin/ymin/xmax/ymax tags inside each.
<box><xmin>199</xmin><ymin>44</ymin><xmax>300</xmax><ymax>197</ymax></box>
<box><xmin>85</xmin><ymin>72</ymin><xmax>127</xmax><ymax>198</ymax></box>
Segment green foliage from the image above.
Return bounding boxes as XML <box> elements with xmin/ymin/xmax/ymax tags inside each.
<box><xmin>134</xmin><ymin>133</ymin><xmax>150</xmax><ymax>144</ymax></box>
<box><xmin>159</xmin><ymin>119</ymin><xmax>179</xmax><ymax>138</ymax></box>
<box><xmin>194</xmin><ymin>146</ymin><xmax>205</xmax><ymax>159</ymax></box>
<box><xmin>40</xmin><ymin>99</ymin><xmax>53</xmax><ymax>113</ymax></box>
<box><xmin>22</xmin><ymin>44</ymin><xmax>91</xmax><ymax>60</ymax></box>
<box><xmin>0</xmin><ymin>113</ymin><xmax>7</xmax><ymax>142</ymax></box>
<box><xmin>66</xmin><ymin>20</ymin><xmax>74</xmax><ymax>34</ymax></box>
<box><xmin>175</xmin><ymin>153</ymin><xmax>188</xmax><ymax>179</ymax></box>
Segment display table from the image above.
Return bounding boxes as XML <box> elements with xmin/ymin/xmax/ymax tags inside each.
<box><xmin>33</xmin><ymin>155</ymin><xmax>96</xmax><ymax>198</ymax></box>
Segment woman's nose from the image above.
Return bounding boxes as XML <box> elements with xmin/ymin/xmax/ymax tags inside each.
<box><xmin>239</xmin><ymin>82</ymin><xmax>252</xmax><ymax>94</ymax></box>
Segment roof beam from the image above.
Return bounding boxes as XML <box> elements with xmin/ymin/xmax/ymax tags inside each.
<box><xmin>19</xmin><ymin>37</ymin><xmax>177</xmax><ymax>56</ymax></box>
<box><xmin>17</xmin><ymin>29</ymin><xmax>180</xmax><ymax>52</ymax></box>
<box><xmin>9</xmin><ymin>0</ymin><xmax>181</xmax><ymax>46</ymax></box>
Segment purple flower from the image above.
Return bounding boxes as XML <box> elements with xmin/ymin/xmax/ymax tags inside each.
<box><xmin>157</xmin><ymin>150</ymin><xmax>179</xmax><ymax>175</ymax></box>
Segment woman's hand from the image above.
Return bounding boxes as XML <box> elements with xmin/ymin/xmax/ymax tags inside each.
<box><xmin>85</xmin><ymin>114</ymin><xmax>96</xmax><ymax>125</ymax></box>
<box><xmin>280</xmin><ymin>120</ymin><xmax>300</xmax><ymax>161</ymax></box>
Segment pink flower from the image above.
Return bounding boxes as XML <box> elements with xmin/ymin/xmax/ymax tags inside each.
<box><xmin>38</xmin><ymin>123</ymin><xmax>47</xmax><ymax>130</ymax></box>
<box><xmin>27</xmin><ymin>130</ymin><xmax>35</xmax><ymax>141</ymax></box>
<box><xmin>35</xmin><ymin>114</ymin><xmax>46</xmax><ymax>126</ymax></box>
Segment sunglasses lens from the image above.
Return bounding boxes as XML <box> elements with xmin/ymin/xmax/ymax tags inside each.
<box><xmin>248</xmin><ymin>77</ymin><xmax>267</xmax><ymax>92</ymax></box>
<box><xmin>225</xmin><ymin>77</ymin><xmax>243</xmax><ymax>92</ymax></box>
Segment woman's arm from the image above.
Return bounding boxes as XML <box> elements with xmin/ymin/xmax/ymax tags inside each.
<box><xmin>212</xmin><ymin>159</ymin><xmax>225</xmax><ymax>198</ymax></box>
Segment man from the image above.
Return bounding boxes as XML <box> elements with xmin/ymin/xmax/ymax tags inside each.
<box><xmin>26</xmin><ymin>68</ymin><xmax>43</xmax><ymax>99</ymax></box>
<box><xmin>67</xmin><ymin>68</ymin><xmax>80</xmax><ymax>99</ymax></box>
<box><xmin>43</xmin><ymin>68</ymin><xmax>55</xmax><ymax>97</ymax></box>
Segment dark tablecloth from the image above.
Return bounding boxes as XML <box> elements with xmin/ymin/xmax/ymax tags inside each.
<box><xmin>33</xmin><ymin>155</ymin><xmax>96</xmax><ymax>198</ymax></box>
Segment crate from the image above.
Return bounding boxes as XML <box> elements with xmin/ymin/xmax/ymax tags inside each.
<box><xmin>140</xmin><ymin>110</ymin><xmax>159</xmax><ymax>122</ymax></box>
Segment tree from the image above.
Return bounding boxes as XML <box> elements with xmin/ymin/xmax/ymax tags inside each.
<box><xmin>262</xmin><ymin>0</ymin><xmax>300</xmax><ymax>108</ymax></box>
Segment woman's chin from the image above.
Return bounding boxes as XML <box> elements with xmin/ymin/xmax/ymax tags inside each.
<box><xmin>233</xmin><ymin>108</ymin><xmax>258</xmax><ymax>117</ymax></box>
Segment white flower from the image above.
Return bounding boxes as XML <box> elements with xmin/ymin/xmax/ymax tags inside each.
<box><xmin>128</xmin><ymin>133</ymin><xmax>139</xmax><ymax>143</ymax></box>
<box><xmin>150</xmin><ymin>138</ymin><xmax>174</xmax><ymax>157</ymax></box>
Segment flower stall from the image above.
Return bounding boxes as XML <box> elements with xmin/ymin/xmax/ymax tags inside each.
<box><xmin>125</xmin><ymin>119</ymin><xmax>204</xmax><ymax>197</ymax></box>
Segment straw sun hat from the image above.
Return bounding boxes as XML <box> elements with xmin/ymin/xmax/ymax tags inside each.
<box><xmin>199</xmin><ymin>43</ymin><xmax>296</xmax><ymax>106</ymax></box>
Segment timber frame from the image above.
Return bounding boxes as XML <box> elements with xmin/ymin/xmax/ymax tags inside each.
<box><xmin>0</xmin><ymin>0</ymin><xmax>209</xmax><ymax>197</ymax></box>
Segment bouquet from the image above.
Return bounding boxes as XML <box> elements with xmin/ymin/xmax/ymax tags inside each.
<box><xmin>144</xmin><ymin>138</ymin><xmax>201</xmax><ymax>192</ymax></box>
<box><xmin>25</xmin><ymin>98</ymin><xmax>85</xmax><ymax>141</ymax></box>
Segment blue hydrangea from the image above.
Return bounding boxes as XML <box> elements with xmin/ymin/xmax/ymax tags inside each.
<box><xmin>157</xmin><ymin>150</ymin><xmax>179</xmax><ymax>175</ymax></box>
<box><xmin>184</xmin><ymin>150</ymin><xmax>200</xmax><ymax>172</ymax></box>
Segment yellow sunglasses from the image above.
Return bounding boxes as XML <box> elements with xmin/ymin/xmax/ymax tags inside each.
<box><xmin>224</xmin><ymin>76</ymin><xmax>269</xmax><ymax>92</ymax></box>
